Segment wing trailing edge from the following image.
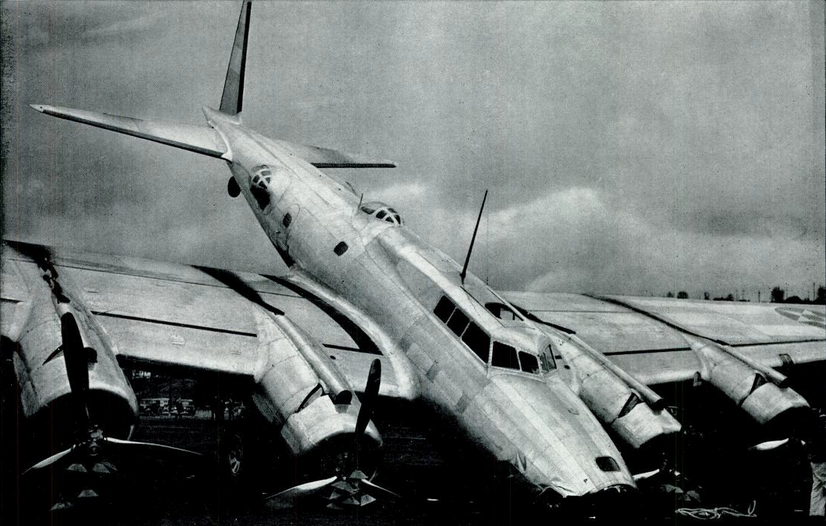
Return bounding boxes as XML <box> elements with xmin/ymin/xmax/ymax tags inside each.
<box><xmin>30</xmin><ymin>104</ymin><xmax>228</xmax><ymax>159</ymax></box>
<box><xmin>273</xmin><ymin>140</ymin><xmax>396</xmax><ymax>169</ymax></box>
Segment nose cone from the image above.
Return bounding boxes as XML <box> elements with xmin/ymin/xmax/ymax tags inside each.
<box><xmin>467</xmin><ymin>373</ymin><xmax>635</xmax><ymax>499</ymax></box>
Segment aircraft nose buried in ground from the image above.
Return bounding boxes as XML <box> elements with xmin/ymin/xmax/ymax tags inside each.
<box><xmin>468</xmin><ymin>370</ymin><xmax>635</xmax><ymax>500</ymax></box>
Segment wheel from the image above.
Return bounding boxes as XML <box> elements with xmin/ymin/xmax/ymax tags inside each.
<box><xmin>227</xmin><ymin>177</ymin><xmax>241</xmax><ymax>198</ymax></box>
<box><xmin>219</xmin><ymin>426</ymin><xmax>245</xmax><ymax>484</ymax></box>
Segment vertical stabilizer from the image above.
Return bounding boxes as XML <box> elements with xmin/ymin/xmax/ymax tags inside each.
<box><xmin>220</xmin><ymin>1</ymin><xmax>252</xmax><ymax>115</ymax></box>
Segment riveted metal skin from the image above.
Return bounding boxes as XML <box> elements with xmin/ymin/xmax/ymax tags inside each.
<box><xmin>249</xmin><ymin>308</ymin><xmax>381</xmax><ymax>455</ymax></box>
<box><xmin>5</xmin><ymin>238</ymin><xmax>379</xmax><ymax>466</ymax></box>
<box><xmin>685</xmin><ymin>335</ymin><xmax>809</xmax><ymax>425</ymax></box>
<box><xmin>548</xmin><ymin>333</ymin><xmax>681</xmax><ymax>450</ymax></box>
<box><xmin>19</xmin><ymin>4</ymin><xmax>823</xmax><ymax>511</ymax></box>
<box><xmin>9</xmin><ymin>257</ymin><xmax>137</xmax><ymax>441</ymax></box>
<box><xmin>203</xmin><ymin>107</ymin><xmax>636</xmax><ymax>499</ymax></box>
<box><xmin>280</xmin><ymin>396</ymin><xmax>377</xmax><ymax>456</ymax></box>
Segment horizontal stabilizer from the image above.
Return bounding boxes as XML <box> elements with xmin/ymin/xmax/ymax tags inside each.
<box><xmin>273</xmin><ymin>140</ymin><xmax>396</xmax><ymax>168</ymax></box>
<box><xmin>30</xmin><ymin>105</ymin><xmax>228</xmax><ymax>159</ymax></box>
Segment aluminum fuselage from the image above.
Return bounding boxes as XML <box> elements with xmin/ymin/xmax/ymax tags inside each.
<box><xmin>206</xmin><ymin>107</ymin><xmax>635</xmax><ymax>499</ymax></box>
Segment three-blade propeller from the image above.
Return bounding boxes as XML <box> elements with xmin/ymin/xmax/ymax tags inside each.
<box><xmin>264</xmin><ymin>358</ymin><xmax>399</xmax><ymax>510</ymax></box>
<box><xmin>24</xmin><ymin>312</ymin><xmax>202</xmax><ymax>481</ymax></box>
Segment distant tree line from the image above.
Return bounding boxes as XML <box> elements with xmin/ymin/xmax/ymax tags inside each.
<box><xmin>665</xmin><ymin>291</ymin><xmax>689</xmax><ymax>299</ymax></box>
<box><xmin>661</xmin><ymin>285</ymin><xmax>825</xmax><ymax>304</ymax></box>
<box><xmin>769</xmin><ymin>285</ymin><xmax>826</xmax><ymax>305</ymax></box>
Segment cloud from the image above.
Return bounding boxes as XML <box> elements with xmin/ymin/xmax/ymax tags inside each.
<box><xmin>3</xmin><ymin>1</ymin><xmax>823</xmax><ymax>302</ymax></box>
<box><xmin>3</xmin><ymin>2</ymin><xmax>168</xmax><ymax>53</ymax></box>
<box><xmin>482</xmin><ymin>186</ymin><xmax>825</xmax><ymax>299</ymax></box>
<box><xmin>367</xmin><ymin>181</ymin><xmax>428</xmax><ymax>205</ymax></box>
<box><xmin>80</xmin><ymin>10</ymin><xmax>164</xmax><ymax>41</ymax></box>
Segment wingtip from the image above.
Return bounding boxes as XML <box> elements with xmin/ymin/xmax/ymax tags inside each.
<box><xmin>30</xmin><ymin>104</ymin><xmax>46</xmax><ymax>113</ymax></box>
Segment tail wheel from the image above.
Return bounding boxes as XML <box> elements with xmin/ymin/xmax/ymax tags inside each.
<box><xmin>228</xmin><ymin>177</ymin><xmax>241</xmax><ymax>198</ymax></box>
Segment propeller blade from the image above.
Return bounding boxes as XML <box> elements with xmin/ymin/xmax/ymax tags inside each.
<box><xmin>355</xmin><ymin>359</ymin><xmax>381</xmax><ymax>440</ymax></box>
<box><xmin>50</xmin><ymin>501</ymin><xmax>75</xmax><ymax>512</ymax></box>
<box><xmin>263</xmin><ymin>476</ymin><xmax>338</xmax><ymax>509</ymax></box>
<box><xmin>25</xmin><ymin>437</ymin><xmax>201</xmax><ymax>476</ymax></box>
<box><xmin>749</xmin><ymin>438</ymin><xmax>790</xmax><ymax>452</ymax></box>
<box><xmin>632</xmin><ymin>468</ymin><xmax>660</xmax><ymax>481</ymax></box>
<box><xmin>103</xmin><ymin>437</ymin><xmax>202</xmax><ymax>458</ymax></box>
<box><xmin>59</xmin><ymin>312</ymin><xmax>93</xmax><ymax>426</ymax></box>
<box><xmin>361</xmin><ymin>478</ymin><xmax>402</xmax><ymax>499</ymax></box>
<box><xmin>22</xmin><ymin>446</ymin><xmax>75</xmax><ymax>475</ymax></box>
<box><xmin>60</xmin><ymin>313</ymin><xmax>89</xmax><ymax>397</ymax></box>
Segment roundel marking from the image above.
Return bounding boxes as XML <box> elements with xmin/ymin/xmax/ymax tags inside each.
<box><xmin>774</xmin><ymin>307</ymin><xmax>826</xmax><ymax>329</ymax></box>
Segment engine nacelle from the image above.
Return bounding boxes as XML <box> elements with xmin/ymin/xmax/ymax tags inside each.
<box><xmin>250</xmin><ymin>310</ymin><xmax>381</xmax><ymax>457</ymax></box>
<box><xmin>549</xmin><ymin>333</ymin><xmax>681</xmax><ymax>450</ymax></box>
<box><xmin>13</xmin><ymin>269</ymin><xmax>137</xmax><ymax>446</ymax></box>
<box><xmin>686</xmin><ymin>336</ymin><xmax>809</xmax><ymax>425</ymax></box>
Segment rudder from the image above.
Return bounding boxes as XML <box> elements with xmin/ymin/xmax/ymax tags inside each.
<box><xmin>220</xmin><ymin>1</ymin><xmax>252</xmax><ymax>116</ymax></box>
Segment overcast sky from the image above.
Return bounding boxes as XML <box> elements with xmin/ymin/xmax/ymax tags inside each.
<box><xmin>2</xmin><ymin>1</ymin><xmax>824</xmax><ymax>300</ymax></box>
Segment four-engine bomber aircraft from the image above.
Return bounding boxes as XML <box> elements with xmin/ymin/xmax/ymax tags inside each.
<box><xmin>4</xmin><ymin>0</ymin><xmax>825</xmax><ymax>514</ymax></box>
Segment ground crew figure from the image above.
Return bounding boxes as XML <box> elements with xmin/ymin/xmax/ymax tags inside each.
<box><xmin>807</xmin><ymin>410</ymin><xmax>826</xmax><ymax>517</ymax></box>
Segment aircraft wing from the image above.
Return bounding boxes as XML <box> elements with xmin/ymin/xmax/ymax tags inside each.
<box><xmin>30</xmin><ymin>105</ymin><xmax>228</xmax><ymax>159</ymax></box>
<box><xmin>271</xmin><ymin>140</ymin><xmax>396</xmax><ymax>169</ymax></box>
<box><xmin>1</xmin><ymin>240</ymin><xmax>409</xmax><ymax>397</ymax></box>
<box><xmin>500</xmin><ymin>291</ymin><xmax>826</xmax><ymax>385</ymax></box>
<box><xmin>29</xmin><ymin>105</ymin><xmax>395</xmax><ymax>169</ymax></box>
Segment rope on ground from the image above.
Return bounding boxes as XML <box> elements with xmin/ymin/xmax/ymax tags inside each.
<box><xmin>675</xmin><ymin>500</ymin><xmax>757</xmax><ymax>520</ymax></box>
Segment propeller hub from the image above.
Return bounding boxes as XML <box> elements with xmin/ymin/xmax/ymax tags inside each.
<box><xmin>86</xmin><ymin>426</ymin><xmax>104</xmax><ymax>457</ymax></box>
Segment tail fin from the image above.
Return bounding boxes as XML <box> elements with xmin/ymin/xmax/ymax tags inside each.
<box><xmin>220</xmin><ymin>1</ymin><xmax>252</xmax><ymax>115</ymax></box>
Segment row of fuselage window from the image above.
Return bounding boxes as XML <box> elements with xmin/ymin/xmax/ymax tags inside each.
<box><xmin>433</xmin><ymin>296</ymin><xmax>550</xmax><ymax>374</ymax></box>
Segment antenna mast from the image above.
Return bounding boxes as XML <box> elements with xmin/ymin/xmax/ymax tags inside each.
<box><xmin>461</xmin><ymin>190</ymin><xmax>488</xmax><ymax>285</ymax></box>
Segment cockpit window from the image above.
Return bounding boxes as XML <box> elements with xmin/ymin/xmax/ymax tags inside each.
<box><xmin>432</xmin><ymin>295</ymin><xmax>489</xmax><ymax>365</ymax></box>
<box><xmin>434</xmin><ymin>296</ymin><xmax>454</xmax><ymax>323</ymax></box>
<box><xmin>486</xmin><ymin>302</ymin><xmax>521</xmax><ymax>322</ymax></box>
<box><xmin>376</xmin><ymin>210</ymin><xmax>387</xmax><ymax>220</ymax></box>
<box><xmin>447</xmin><ymin>309</ymin><xmax>470</xmax><ymax>337</ymax></box>
<box><xmin>360</xmin><ymin>205</ymin><xmax>376</xmax><ymax>215</ymax></box>
<box><xmin>491</xmin><ymin>342</ymin><xmax>519</xmax><ymax>370</ymax></box>
<box><xmin>518</xmin><ymin>352</ymin><xmax>539</xmax><ymax>374</ymax></box>
<box><xmin>540</xmin><ymin>345</ymin><xmax>557</xmax><ymax>372</ymax></box>
<box><xmin>462</xmin><ymin>323</ymin><xmax>490</xmax><ymax>363</ymax></box>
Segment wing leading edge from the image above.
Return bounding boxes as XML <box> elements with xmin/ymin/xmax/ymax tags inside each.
<box><xmin>500</xmin><ymin>291</ymin><xmax>825</xmax><ymax>386</ymax></box>
<box><xmin>30</xmin><ymin>104</ymin><xmax>396</xmax><ymax>168</ymax></box>
<box><xmin>2</xmin><ymin>240</ymin><xmax>410</xmax><ymax>398</ymax></box>
<box><xmin>30</xmin><ymin>104</ymin><xmax>228</xmax><ymax>158</ymax></box>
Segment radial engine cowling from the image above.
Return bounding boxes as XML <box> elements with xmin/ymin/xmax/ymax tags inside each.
<box><xmin>550</xmin><ymin>333</ymin><xmax>681</xmax><ymax>450</ymax></box>
<box><xmin>249</xmin><ymin>311</ymin><xmax>382</xmax><ymax>458</ymax></box>
<box><xmin>685</xmin><ymin>336</ymin><xmax>809</xmax><ymax>426</ymax></box>
<box><xmin>14</xmin><ymin>279</ymin><xmax>137</xmax><ymax>447</ymax></box>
